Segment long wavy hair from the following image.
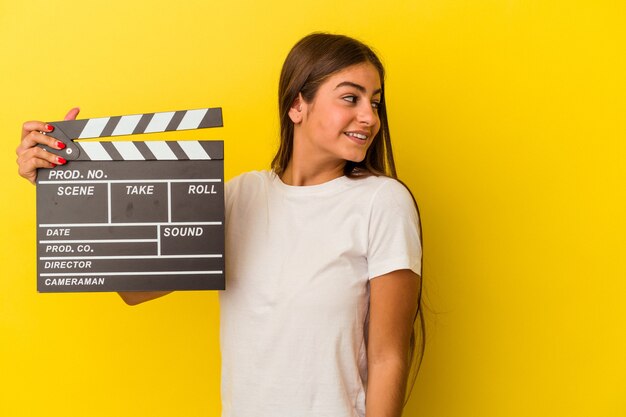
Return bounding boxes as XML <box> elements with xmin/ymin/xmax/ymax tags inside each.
<box><xmin>272</xmin><ymin>32</ymin><xmax>425</xmax><ymax>402</ymax></box>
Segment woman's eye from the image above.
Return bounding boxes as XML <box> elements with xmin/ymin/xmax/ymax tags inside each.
<box><xmin>372</xmin><ymin>101</ymin><xmax>380</xmax><ymax>110</ymax></box>
<box><xmin>343</xmin><ymin>95</ymin><xmax>357</xmax><ymax>104</ymax></box>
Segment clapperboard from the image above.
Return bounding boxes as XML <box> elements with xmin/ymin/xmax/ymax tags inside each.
<box><xmin>36</xmin><ymin>108</ymin><xmax>225</xmax><ymax>293</ymax></box>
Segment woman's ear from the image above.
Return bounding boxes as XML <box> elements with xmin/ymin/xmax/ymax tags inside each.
<box><xmin>288</xmin><ymin>94</ymin><xmax>304</xmax><ymax>124</ymax></box>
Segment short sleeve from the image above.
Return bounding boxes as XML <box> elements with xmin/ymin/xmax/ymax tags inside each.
<box><xmin>367</xmin><ymin>179</ymin><xmax>422</xmax><ymax>279</ymax></box>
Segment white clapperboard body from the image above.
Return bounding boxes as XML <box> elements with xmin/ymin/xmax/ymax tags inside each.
<box><xmin>36</xmin><ymin>108</ymin><xmax>225</xmax><ymax>293</ymax></box>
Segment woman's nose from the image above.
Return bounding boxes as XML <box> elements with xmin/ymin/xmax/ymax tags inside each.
<box><xmin>357</xmin><ymin>102</ymin><xmax>377</xmax><ymax>125</ymax></box>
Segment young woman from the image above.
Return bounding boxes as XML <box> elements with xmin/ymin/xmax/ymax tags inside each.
<box><xmin>16</xmin><ymin>33</ymin><xmax>423</xmax><ymax>417</ymax></box>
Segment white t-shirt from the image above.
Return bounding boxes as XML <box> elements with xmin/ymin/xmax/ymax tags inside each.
<box><xmin>220</xmin><ymin>170</ymin><xmax>421</xmax><ymax>417</ymax></box>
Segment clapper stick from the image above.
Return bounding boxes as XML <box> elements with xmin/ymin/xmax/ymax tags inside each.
<box><xmin>36</xmin><ymin>107</ymin><xmax>225</xmax><ymax>293</ymax></box>
<box><xmin>41</xmin><ymin>107</ymin><xmax>223</xmax><ymax>160</ymax></box>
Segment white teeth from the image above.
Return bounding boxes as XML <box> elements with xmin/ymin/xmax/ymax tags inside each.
<box><xmin>346</xmin><ymin>132</ymin><xmax>367</xmax><ymax>140</ymax></box>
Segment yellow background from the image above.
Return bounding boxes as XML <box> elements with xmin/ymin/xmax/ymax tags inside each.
<box><xmin>1</xmin><ymin>1</ymin><xmax>624</xmax><ymax>416</ymax></box>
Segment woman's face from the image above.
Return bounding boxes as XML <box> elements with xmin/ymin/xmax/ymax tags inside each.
<box><xmin>291</xmin><ymin>62</ymin><xmax>382</xmax><ymax>165</ymax></box>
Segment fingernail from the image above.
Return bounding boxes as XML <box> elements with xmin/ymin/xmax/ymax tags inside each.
<box><xmin>57</xmin><ymin>157</ymin><xmax>67</xmax><ymax>164</ymax></box>
<box><xmin>57</xmin><ymin>141</ymin><xmax>66</xmax><ymax>149</ymax></box>
<box><xmin>51</xmin><ymin>164</ymin><xmax>57</xmax><ymax>168</ymax></box>
<box><xmin>45</xmin><ymin>124</ymin><xmax>54</xmax><ymax>132</ymax></box>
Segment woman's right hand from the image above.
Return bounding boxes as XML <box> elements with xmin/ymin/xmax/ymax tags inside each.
<box><xmin>16</xmin><ymin>107</ymin><xmax>81</xmax><ymax>185</ymax></box>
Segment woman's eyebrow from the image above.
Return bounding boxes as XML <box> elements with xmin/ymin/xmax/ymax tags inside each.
<box><xmin>334</xmin><ymin>81</ymin><xmax>382</xmax><ymax>95</ymax></box>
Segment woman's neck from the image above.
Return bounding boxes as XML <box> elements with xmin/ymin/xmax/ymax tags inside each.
<box><xmin>280</xmin><ymin>159</ymin><xmax>345</xmax><ymax>186</ymax></box>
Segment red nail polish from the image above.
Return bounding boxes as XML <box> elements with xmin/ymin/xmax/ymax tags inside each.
<box><xmin>45</xmin><ymin>124</ymin><xmax>54</xmax><ymax>132</ymax></box>
<box><xmin>51</xmin><ymin>164</ymin><xmax>57</xmax><ymax>168</ymax></box>
<box><xmin>57</xmin><ymin>141</ymin><xmax>66</xmax><ymax>149</ymax></box>
<box><xmin>57</xmin><ymin>157</ymin><xmax>67</xmax><ymax>164</ymax></box>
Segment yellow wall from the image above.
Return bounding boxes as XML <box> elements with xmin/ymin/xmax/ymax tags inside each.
<box><xmin>1</xmin><ymin>1</ymin><xmax>624</xmax><ymax>416</ymax></box>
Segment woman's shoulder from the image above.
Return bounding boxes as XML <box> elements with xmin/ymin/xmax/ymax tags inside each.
<box><xmin>227</xmin><ymin>169</ymin><xmax>272</xmax><ymax>187</ymax></box>
<box><xmin>350</xmin><ymin>173</ymin><xmax>412</xmax><ymax>197</ymax></box>
<box><xmin>225</xmin><ymin>170</ymin><xmax>273</xmax><ymax>200</ymax></box>
<box><xmin>351</xmin><ymin>174</ymin><xmax>417</xmax><ymax>213</ymax></box>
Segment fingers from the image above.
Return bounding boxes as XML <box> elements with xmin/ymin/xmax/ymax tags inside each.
<box><xmin>19</xmin><ymin>106</ymin><xmax>80</xmax><ymax>152</ymax></box>
<box><xmin>21</xmin><ymin>107</ymin><xmax>80</xmax><ymax>139</ymax></box>
<box><xmin>17</xmin><ymin>145</ymin><xmax>65</xmax><ymax>166</ymax></box>
<box><xmin>17</xmin><ymin>107</ymin><xmax>79</xmax><ymax>185</ymax></box>
<box><xmin>17</xmin><ymin>129</ymin><xmax>66</xmax><ymax>156</ymax></box>
<box><xmin>16</xmin><ymin>130</ymin><xmax>67</xmax><ymax>179</ymax></box>
<box><xmin>17</xmin><ymin>146</ymin><xmax>66</xmax><ymax>184</ymax></box>
<box><xmin>64</xmin><ymin>107</ymin><xmax>80</xmax><ymax>121</ymax></box>
<box><xmin>21</xmin><ymin>120</ymin><xmax>52</xmax><ymax>140</ymax></box>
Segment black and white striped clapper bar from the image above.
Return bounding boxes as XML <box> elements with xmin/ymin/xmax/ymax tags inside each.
<box><xmin>36</xmin><ymin>108</ymin><xmax>225</xmax><ymax>293</ymax></box>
